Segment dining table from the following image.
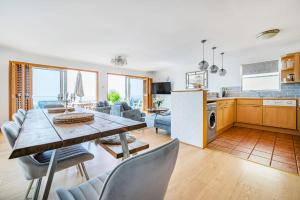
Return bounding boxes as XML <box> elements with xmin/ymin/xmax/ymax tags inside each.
<box><xmin>9</xmin><ymin>108</ymin><xmax>147</xmax><ymax>200</ymax></box>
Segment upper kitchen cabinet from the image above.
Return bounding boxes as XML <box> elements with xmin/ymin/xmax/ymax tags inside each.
<box><xmin>281</xmin><ymin>52</ymin><xmax>300</xmax><ymax>83</ymax></box>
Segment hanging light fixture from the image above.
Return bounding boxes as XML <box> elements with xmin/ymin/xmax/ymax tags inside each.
<box><xmin>219</xmin><ymin>52</ymin><xmax>227</xmax><ymax>76</ymax></box>
<box><xmin>111</xmin><ymin>55</ymin><xmax>127</xmax><ymax>66</ymax></box>
<box><xmin>198</xmin><ymin>40</ymin><xmax>209</xmax><ymax>71</ymax></box>
<box><xmin>209</xmin><ymin>47</ymin><xmax>219</xmax><ymax>73</ymax></box>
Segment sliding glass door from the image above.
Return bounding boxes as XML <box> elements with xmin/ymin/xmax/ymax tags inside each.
<box><xmin>32</xmin><ymin>67</ymin><xmax>98</xmax><ymax>108</ymax></box>
<box><xmin>107</xmin><ymin>74</ymin><xmax>150</xmax><ymax>111</ymax></box>
<box><xmin>32</xmin><ymin>68</ymin><xmax>62</xmax><ymax>108</ymax></box>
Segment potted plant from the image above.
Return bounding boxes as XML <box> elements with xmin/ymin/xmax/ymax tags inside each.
<box><xmin>108</xmin><ymin>90</ymin><xmax>121</xmax><ymax>105</ymax></box>
<box><xmin>153</xmin><ymin>97</ymin><xmax>164</xmax><ymax>108</ymax></box>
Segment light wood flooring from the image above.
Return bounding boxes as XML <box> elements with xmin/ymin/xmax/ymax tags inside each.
<box><xmin>1</xmin><ymin>127</ymin><xmax>300</xmax><ymax>200</ymax></box>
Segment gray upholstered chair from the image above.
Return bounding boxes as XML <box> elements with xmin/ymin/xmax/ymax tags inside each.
<box><xmin>18</xmin><ymin>108</ymin><xmax>27</xmax><ymax>116</ymax></box>
<box><xmin>111</xmin><ymin>102</ymin><xmax>146</xmax><ymax>122</ymax></box>
<box><xmin>95</xmin><ymin>101</ymin><xmax>111</xmax><ymax>114</ymax></box>
<box><xmin>154</xmin><ymin>111</ymin><xmax>171</xmax><ymax>134</ymax></box>
<box><xmin>13</xmin><ymin>112</ymin><xmax>25</xmax><ymax>127</ymax></box>
<box><xmin>56</xmin><ymin>138</ymin><xmax>179</xmax><ymax>200</ymax></box>
<box><xmin>1</xmin><ymin>121</ymin><xmax>94</xmax><ymax>199</ymax></box>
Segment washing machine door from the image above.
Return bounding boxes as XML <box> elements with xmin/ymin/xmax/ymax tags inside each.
<box><xmin>208</xmin><ymin>111</ymin><xmax>216</xmax><ymax>129</ymax></box>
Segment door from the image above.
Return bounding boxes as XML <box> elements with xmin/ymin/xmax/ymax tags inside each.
<box><xmin>263</xmin><ymin>106</ymin><xmax>296</xmax><ymax>129</ymax></box>
<box><xmin>9</xmin><ymin>62</ymin><xmax>33</xmax><ymax>119</ymax></box>
<box><xmin>32</xmin><ymin>68</ymin><xmax>62</xmax><ymax>108</ymax></box>
<box><xmin>216</xmin><ymin>107</ymin><xmax>224</xmax><ymax>132</ymax></box>
<box><xmin>237</xmin><ymin>105</ymin><xmax>263</xmax><ymax>125</ymax></box>
<box><xmin>223</xmin><ymin>104</ymin><xmax>235</xmax><ymax>127</ymax></box>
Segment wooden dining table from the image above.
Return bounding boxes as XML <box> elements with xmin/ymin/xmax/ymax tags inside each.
<box><xmin>9</xmin><ymin>108</ymin><xmax>147</xmax><ymax>200</ymax></box>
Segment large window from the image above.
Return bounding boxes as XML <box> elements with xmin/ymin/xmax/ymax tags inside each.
<box><xmin>32</xmin><ymin>67</ymin><xmax>98</xmax><ymax>108</ymax></box>
<box><xmin>67</xmin><ymin>69</ymin><xmax>97</xmax><ymax>102</ymax></box>
<box><xmin>241</xmin><ymin>60</ymin><xmax>280</xmax><ymax>91</ymax></box>
<box><xmin>32</xmin><ymin>68</ymin><xmax>62</xmax><ymax>108</ymax></box>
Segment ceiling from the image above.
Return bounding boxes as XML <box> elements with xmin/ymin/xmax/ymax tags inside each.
<box><xmin>0</xmin><ymin>0</ymin><xmax>299</xmax><ymax>71</ymax></box>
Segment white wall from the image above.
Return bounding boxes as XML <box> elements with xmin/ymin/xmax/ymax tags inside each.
<box><xmin>0</xmin><ymin>46</ymin><xmax>151</xmax><ymax>125</ymax></box>
<box><xmin>153</xmin><ymin>42</ymin><xmax>300</xmax><ymax>93</ymax></box>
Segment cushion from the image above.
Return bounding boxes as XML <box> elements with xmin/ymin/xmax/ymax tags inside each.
<box><xmin>155</xmin><ymin>115</ymin><xmax>171</xmax><ymax>126</ymax></box>
<box><xmin>56</xmin><ymin>171</ymin><xmax>110</xmax><ymax>200</ymax></box>
<box><xmin>103</xmin><ymin>101</ymin><xmax>110</xmax><ymax>107</ymax></box>
<box><xmin>121</xmin><ymin>102</ymin><xmax>131</xmax><ymax>111</ymax></box>
<box><xmin>97</xmin><ymin>101</ymin><xmax>105</xmax><ymax>107</ymax></box>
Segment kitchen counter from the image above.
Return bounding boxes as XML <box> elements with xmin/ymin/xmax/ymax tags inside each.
<box><xmin>207</xmin><ymin>97</ymin><xmax>300</xmax><ymax>103</ymax></box>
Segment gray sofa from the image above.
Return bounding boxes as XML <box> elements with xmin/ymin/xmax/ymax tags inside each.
<box><xmin>111</xmin><ymin>102</ymin><xmax>145</xmax><ymax>122</ymax></box>
<box><xmin>154</xmin><ymin>111</ymin><xmax>171</xmax><ymax>134</ymax></box>
<box><xmin>38</xmin><ymin>100</ymin><xmax>64</xmax><ymax>109</ymax></box>
<box><xmin>95</xmin><ymin>101</ymin><xmax>111</xmax><ymax>114</ymax></box>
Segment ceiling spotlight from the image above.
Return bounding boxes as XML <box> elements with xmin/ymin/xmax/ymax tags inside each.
<box><xmin>256</xmin><ymin>29</ymin><xmax>280</xmax><ymax>39</ymax></box>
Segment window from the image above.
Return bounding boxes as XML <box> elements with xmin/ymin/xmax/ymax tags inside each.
<box><xmin>66</xmin><ymin>70</ymin><xmax>97</xmax><ymax>102</ymax></box>
<box><xmin>32</xmin><ymin>67</ymin><xmax>98</xmax><ymax>108</ymax></box>
<box><xmin>241</xmin><ymin>60</ymin><xmax>280</xmax><ymax>91</ymax></box>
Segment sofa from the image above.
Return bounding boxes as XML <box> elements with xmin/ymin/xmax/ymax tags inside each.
<box><xmin>154</xmin><ymin>111</ymin><xmax>171</xmax><ymax>134</ymax></box>
<box><xmin>111</xmin><ymin>102</ymin><xmax>146</xmax><ymax>122</ymax></box>
<box><xmin>94</xmin><ymin>100</ymin><xmax>111</xmax><ymax>114</ymax></box>
<box><xmin>38</xmin><ymin>100</ymin><xmax>64</xmax><ymax>109</ymax></box>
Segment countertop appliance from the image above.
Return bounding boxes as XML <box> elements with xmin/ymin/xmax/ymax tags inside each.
<box><xmin>207</xmin><ymin>102</ymin><xmax>217</xmax><ymax>143</ymax></box>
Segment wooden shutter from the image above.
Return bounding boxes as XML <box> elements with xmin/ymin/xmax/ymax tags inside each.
<box><xmin>9</xmin><ymin>61</ymin><xmax>33</xmax><ymax>119</ymax></box>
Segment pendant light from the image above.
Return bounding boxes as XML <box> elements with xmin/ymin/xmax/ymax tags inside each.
<box><xmin>198</xmin><ymin>40</ymin><xmax>209</xmax><ymax>71</ymax></box>
<box><xmin>209</xmin><ymin>47</ymin><xmax>219</xmax><ymax>73</ymax></box>
<box><xmin>219</xmin><ymin>52</ymin><xmax>227</xmax><ymax>76</ymax></box>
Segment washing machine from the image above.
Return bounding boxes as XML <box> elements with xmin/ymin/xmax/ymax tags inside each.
<box><xmin>207</xmin><ymin>102</ymin><xmax>217</xmax><ymax>143</ymax></box>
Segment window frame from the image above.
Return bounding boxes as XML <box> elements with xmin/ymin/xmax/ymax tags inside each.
<box><xmin>241</xmin><ymin>66</ymin><xmax>281</xmax><ymax>92</ymax></box>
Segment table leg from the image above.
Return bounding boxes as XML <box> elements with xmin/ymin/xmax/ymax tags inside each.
<box><xmin>41</xmin><ymin>149</ymin><xmax>60</xmax><ymax>200</ymax></box>
<box><xmin>119</xmin><ymin>132</ymin><xmax>130</xmax><ymax>159</ymax></box>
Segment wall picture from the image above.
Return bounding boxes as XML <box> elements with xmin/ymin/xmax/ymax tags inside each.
<box><xmin>186</xmin><ymin>71</ymin><xmax>208</xmax><ymax>89</ymax></box>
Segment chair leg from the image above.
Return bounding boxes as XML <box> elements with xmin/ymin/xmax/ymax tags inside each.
<box><xmin>77</xmin><ymin>164</ymin><xmax>84</xmax><ymax>177</ymax></box>
<box><xmin>24</xmin><ymin>179</ymin><xmax>34</xmax><ymax>200</ymax></box>
<box><xmin>80</xmin><ymin>163</ymin><xmax>89</xmax><ymax>180</ymax></box>
<box><xmin>156</xmin><ymin>128</ymin><xmax>158</xmax><ymax>133</ymax></box>
<box><xmin>33</xmin><ymin>178</ymin><xmax>42</xmax><ymax>200</ymax></box>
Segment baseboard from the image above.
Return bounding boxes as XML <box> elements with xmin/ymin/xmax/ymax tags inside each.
<box><xmin>217</xmin><ymin>124</ymin><xmax>234</xmax><ymax>135</ymax></box>
<box><xmin>234</xmin><ymin>123</ymin><xmax>300</xmax><ymax>136</ymax></box>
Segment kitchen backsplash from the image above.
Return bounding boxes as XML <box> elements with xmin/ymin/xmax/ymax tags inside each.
<box><xmin>222</xmin><ymin>83</ymin><xmax>300</xmax><ymax>98</ymax></box>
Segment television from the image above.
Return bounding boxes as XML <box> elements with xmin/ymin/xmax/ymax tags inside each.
<box><xmin>152</xmin><ymin>82</ymin><xmax>171</xmax><ymax>94</ymax></box>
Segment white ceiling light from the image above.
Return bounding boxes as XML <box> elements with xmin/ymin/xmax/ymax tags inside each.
<box><xmin>256</xmin><ymin>29</ymin><xmax>280</xmax><ymax>39</ymax></box>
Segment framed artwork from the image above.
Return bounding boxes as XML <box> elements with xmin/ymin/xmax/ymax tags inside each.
<box><xmin>186</xmin><ymin>71</ymin><xmax>208</xmax><ymax>89</ymax></box>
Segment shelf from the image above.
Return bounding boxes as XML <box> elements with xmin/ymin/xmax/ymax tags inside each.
<box><xmin>281</xmin><ymin>68</ymin><xmax>294</xmax><ymax>71</ymax></box>
<box><xmin>281</xmin><ymin>81</ymin><xmax>300</xmax><ymax>84</ymax></box>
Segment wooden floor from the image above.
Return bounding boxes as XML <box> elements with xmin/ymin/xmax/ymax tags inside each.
<box><xmin>1</xmin><ymin>127</ymin><xmax>300</xmax><ymax>200</ymax></box>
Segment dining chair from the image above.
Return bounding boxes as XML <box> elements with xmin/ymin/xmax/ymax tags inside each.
<box><xmin>12</xmin><ymin>112</ymin><xmax>25</xmax><ymax>127</ymax></box>
<box><xmin>56</xmin><ymin>138</ymin><xmax>179</xmax><ymax>200</ymax></box>
<box><xmin>1</xmin><ymin>121</ymin><xmax>95</xmax><ymax>200</ymax></box>
<box><xmin>18</xmin><ymin>108</ymin><xmax>27</xmax><ymax>116</ymax></box>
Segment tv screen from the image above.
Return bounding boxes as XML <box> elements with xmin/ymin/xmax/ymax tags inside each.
<box><xmin>152</xmin><ymin>82</ymin><xmax>171</xmax><ymax>94</ymax></box>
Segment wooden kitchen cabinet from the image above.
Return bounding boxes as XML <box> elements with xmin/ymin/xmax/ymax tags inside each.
<box><xmin>216</xmin><ymin>107</ymin><xmax>224</xmax><ymax>132</ymax></box>
<box><xmin>236</xmin><ymin>99</ymin><xmax>263</xmax><ymax>125</ymax></box>
<box><xmin>223</xmin><ymin>104</ymin><xmax>235</xmax><ymax>127</ymax></box>
<box><xmin>217</xmin><ymin>100</ymin><xmax>236</xmax><ymax>133</ymax></box>
<box><xmin>263</xmin><ymin>106</ymin><xmax>296</xmax><ymax>129</ymax></box>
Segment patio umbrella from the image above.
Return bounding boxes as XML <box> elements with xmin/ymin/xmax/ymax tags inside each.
<box><xmin>74</xmin><ymin>71</ymin><xmax>84</xmax><ymax>101</ymax></box>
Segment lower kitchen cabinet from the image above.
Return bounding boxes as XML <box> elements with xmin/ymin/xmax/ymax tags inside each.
<box><xmin>263</xmin><ymin>106</ymin><xmax>296</xmax><ymax>129</ymax></box>
<box><xmin>217</xmin><ymin>100</ymin><xmax>235</xmax><ymax>132</ymax></box>
<box><xmin>237</xmin><ymin>104</ymin><xmax>263</xmax><ymax>125</ymax></box>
